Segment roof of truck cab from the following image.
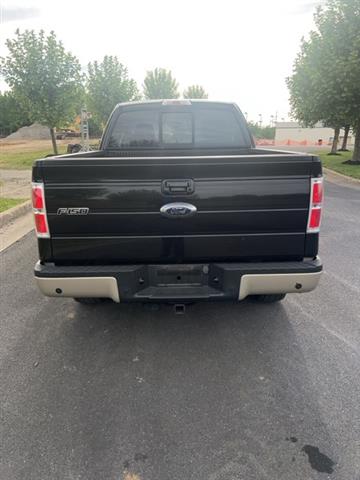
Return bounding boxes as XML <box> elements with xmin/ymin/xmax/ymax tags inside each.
<box><xmin>115</xmin><ymin>99</ymin><xmax>237</xmax><ymax>108</ymax></box>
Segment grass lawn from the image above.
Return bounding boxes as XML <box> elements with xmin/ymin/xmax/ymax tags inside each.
<box><xmin>317</xmin><ymin>151</ymin><xmax>360</xmax><ymax>180</ymax></box>
<box><xmin>0</xmin><ymin>138</ymin><xmax>99</xmax><ymax>169</ymax></box>
<box><xmin>0</xmin><ymin>142</ymin><xmax>67</xmax><ymax>169</ymax></box>
<box><xmin>0</xmin><ymin>198</ymin><xmax>26</xmax><ymax>213</ymax></box>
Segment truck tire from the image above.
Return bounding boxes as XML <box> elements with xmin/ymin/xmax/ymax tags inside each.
<box><xmin>250</xmin><ymin>293</ymin><xmax>286</xmax><ymax>303</ymax></box>
<box><xmin>74</xmin><ymin>297</ymin><xmax>105</xmax><ymax>305</ymax></box>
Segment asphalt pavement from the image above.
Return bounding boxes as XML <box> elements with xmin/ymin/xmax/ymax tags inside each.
<box><xmin>0</xmin><ymin>175</ymin><xmax>359</xmax><ymax>480</ymax></box>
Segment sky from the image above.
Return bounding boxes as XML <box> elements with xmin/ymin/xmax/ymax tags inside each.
<box><xmin>0</xmin><ymin>0</ymin><xmax>322</xmax><ymax>124</ymax></box>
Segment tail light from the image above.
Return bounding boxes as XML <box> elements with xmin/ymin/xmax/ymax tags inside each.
<box><xmin>31</xmin><ymin>182</ymin><xmax>50</xmax><ymax>238</ymax></box>
<box><xmin>307</xmin><ymin>177</ymin><xmax>324</xmax><ymax>233</ymax></box>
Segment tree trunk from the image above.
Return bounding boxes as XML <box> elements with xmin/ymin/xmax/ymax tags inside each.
<box><xmin>352</xmin><ymin>124</ymin><xmax>360</xmax><ymax>163</ymax></box>
<box><xmin>50</xmin><ymin>127</ymin><xmax>58</xmax><ymax>155</ymax></box>
<box><xmin>339</xmin><ymin>124</ymin><xmax>350</xmax><ymax>151</ymax></box>
<box><xmin>329</xmin><ymin>126</ymin><xmax>340</xmax><ymax>155</ymax></box>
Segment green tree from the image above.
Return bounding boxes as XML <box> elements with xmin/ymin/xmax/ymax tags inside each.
<box><xmin>287</xmin><ymin>0</ymin><xmax>360</xmax><ymax>161</ymax></box>
<box><xmin>183</xmin><ymin>85</ymin><xmax>208</xmax><ymax>99</ymax></box>
<box><xmin>339</xmin><ymin>124</ymin><xmax>351</xmax><ymax>151</ymax></box>
<box><xmin>0</xmin><ymin>91</ymin><xmax>31</xmax><ymax>136</ymax></box>
<box><xmin>143</xmin><ymin>68</ymin><xmax>179</xmax><ymax>99</ymax></box>
<box><xmin>248</xmin><ymin>121</ymin><xmax>275</xmax><ymax>140</ymax></box>
<box><xmin>315</xmin><ymin>0</ymin><xmax>360</xmax><ymax>162</ymax></box>
<box><xmin>287</xmin><ymin>32</ymin><xmax>346</xmax><ymax>154</ymax></box>
<box><xmin>1</xmin><ymin>30</ymin><xmax>84</xmax><ymax>154</ymax></box>
<box><xmin>87</xmin><ymin>116</ymin><xmax>104</xmax><ymax>138</ymax></box>
<box><xmin>86</xmin><ymin>56</ymin><xmax>140</xmax><ymax>126</ymax></box>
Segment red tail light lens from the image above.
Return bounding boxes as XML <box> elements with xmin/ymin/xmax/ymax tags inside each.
<box><xmin>312</xmin><ymin>181</ymin><xmax>323</xmax><ymax>204</ymax></box>
<box><xmin>307</xmin><ymin>177</ymin><xmax>324</xmax><ymax>233</ymax></box>
<box><xmin>34</xmin><ymin>213</ymin><xmax>48</xmax><ymax>234</ymax></box>
<box><xmin>308</xmin><ymin>207</ymin><xmax>322</xmax><ymax>229</ymax></box>
<box><xmin>31</xmin><ymin>182</ymin><xmax>50</xmax><ymax>238</ymax></box>
<box><xmin>32</xmin><ymin>186</ymin><xmax>44</xmax><ymax>210</ymax></box>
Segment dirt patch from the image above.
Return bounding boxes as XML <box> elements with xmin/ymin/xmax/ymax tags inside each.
<box><xmin>6</xmin><ymin>123</ymin><xmax>51</xmax><ymax>140</ymax></box>
<box><xmin>0</xmin><ymin>138</ymin><xmax>69</xmax><ymax>152</ymax></box>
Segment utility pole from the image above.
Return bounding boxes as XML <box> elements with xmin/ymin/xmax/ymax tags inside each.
<box><xmin>80</xmin><ymin>107</ymin><xmax>90</xmax><ymax>152</ymax></box>
<box><xmin>270</xmin><ymin>113</ymin><xmax>278</xmax><ymax>127</ymax></box>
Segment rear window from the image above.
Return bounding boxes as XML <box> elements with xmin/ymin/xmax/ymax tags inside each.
<box><xmin>195</xmin><ymin>109</ymin><xmax>245</xmax><ymax>146</ymax></box>
<box><xmin>107</xmin><ymin>107</ymin><xmax>248</xmax><ymax>148</ymax></box>
<box><xmin>107</xmin><ymin>110</ymin><xmax>160</xmax><ymax>148</ymax></box>
<box><xmin>162</xmin><ymin>112</ymin><xmax>193</xmax><ymax>144</ymax></box>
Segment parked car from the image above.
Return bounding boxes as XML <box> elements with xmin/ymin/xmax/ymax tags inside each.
<box><xmin>32</xmin><ymin>100</ymin><xmax>323</xmax><ymax>306</ymax></box>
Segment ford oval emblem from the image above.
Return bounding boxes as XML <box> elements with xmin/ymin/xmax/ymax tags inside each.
<box><xmin>160</xmin><ymin>202</ymin><xmax>197</xmax><ymax>218</ymax></box>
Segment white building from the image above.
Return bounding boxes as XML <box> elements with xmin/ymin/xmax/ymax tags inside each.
<box><xmin>275</xmin><ymin>122</ymin><xmax>353</xmax><ymax>146</ymax></box>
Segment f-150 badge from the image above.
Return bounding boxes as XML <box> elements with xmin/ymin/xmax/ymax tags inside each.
<box><xmin>160</xmin><ymin>203</ymin><xmax>197</xmax><ymax>218</ymax></box>
<box><xmin>57</xmin><ymin>207</ymin><xmax>89</xmax><ymax>215</ymax></box>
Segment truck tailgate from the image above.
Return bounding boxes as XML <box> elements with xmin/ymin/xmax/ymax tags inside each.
<box><xmin>37</xmin><ymin>153</ymin><xmax>318</xmax><ymax>264</ymax></box>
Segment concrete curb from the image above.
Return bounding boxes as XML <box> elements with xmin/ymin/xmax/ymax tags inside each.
<box><xmin>0</xmin><ymin>200</ymin><xmax>31</xmax><ymax>229</ymax></box>
<box><xmin>323</xmin><ymin>167</ymin><xmax>360</xmax><ymax>185</ymax></box>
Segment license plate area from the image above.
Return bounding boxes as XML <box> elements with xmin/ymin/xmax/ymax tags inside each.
<box><xmin>150</xmin><ymin>264</ymin><xmax>208</xmax><ymax>286</ymax></box>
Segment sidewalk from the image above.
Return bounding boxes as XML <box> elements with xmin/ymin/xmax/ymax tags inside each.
<box><xmin>0</xmin><ymin>169</ymin><xmax>32</xmax><ymax>199</ymax></box>
<box><xmin>0</xmin><ymin>169</ymin><xmax>33</xmax><ymax>251</ymax></box>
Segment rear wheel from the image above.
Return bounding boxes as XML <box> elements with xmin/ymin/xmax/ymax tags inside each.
<box><xmin>74</xmin><ymin>297</ymin><xmax>105</xmax><ymax>305</ymax></box>
<box><xmin>250</xmin><ymin>293</ymin><xmax>286</xmax><ymax>303</ymax></box>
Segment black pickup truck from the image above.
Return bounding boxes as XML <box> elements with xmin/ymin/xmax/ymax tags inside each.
<box><xmin>32</xmin><ymin>100</ymin><xmax>323</xmax><ymax>306</ymax></box>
